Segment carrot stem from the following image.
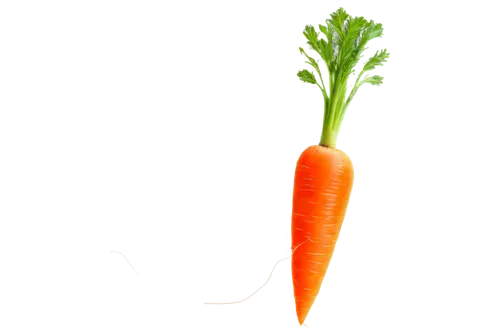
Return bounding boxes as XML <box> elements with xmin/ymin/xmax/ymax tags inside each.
<box><xmin>298</xmin><ymin>11</ymin><xmax>389</xmax><ymax>149</ymax></box>
<box><xmin>319</xmin><ymin>72</ymin><xmax>344</xmax><ymax>148</ymax></box>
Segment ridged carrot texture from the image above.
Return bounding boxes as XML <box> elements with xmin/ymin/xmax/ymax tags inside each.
<box><xmin>289</xmin><ymin>144</ymin><xmax>356</xmax><ymax>327</ymax></box>
<box><xmin>291</xmin><ymin>8</ymin><xmax>389</xmax><ymax>325</ymax></box>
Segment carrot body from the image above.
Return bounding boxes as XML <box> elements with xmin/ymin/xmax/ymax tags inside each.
<box><xmin>291</xmin><ymin>145</ymin><xmax>354</xmax><ymax>325</ymax></box>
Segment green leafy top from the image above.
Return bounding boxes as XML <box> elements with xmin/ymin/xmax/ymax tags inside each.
<box><xmin>297</xmin><ymin>8</ymin><xmax>389</xmax><ymax>148</ymax></box>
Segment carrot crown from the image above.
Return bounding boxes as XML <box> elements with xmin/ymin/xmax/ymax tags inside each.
<box><xmin>297</xmin><ymin>8</ymin><xmax>389</xmax><ymax>148</ymax></box>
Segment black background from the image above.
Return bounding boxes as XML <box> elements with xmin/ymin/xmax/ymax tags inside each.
<box><xmin>85</xmin><ymin>1</ymin><xmax>413</xmax><ymax>332</ymax></box>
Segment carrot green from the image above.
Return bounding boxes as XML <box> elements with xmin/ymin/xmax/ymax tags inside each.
<box><xmin>297</xmin><ymin>8</ymin><xmax>389</xmax><ymax>148</ymax></box>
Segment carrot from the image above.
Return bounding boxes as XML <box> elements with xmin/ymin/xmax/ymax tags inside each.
<box><xmin>289</xmin><ymin>7</ymin><xmax>391</xmax><ymax>327</ymax></box>
<box><xmin>292</xmin><ymin>146</ymin><xmax>354</xmax><ymax>324</ymax></box>
<box><xmin>198</xmin><ymin>7</ymin><xmax>392</xmax><ymax>327</ymax></box>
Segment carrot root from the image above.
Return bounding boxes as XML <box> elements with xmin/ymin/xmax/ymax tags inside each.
<box><xmin>108</xmin><ymin>248</ymin><xmax>141</xmax><ymax>279</ymax></box>
<box><xmin>291</xmin><ymin>145</ymin><xmax>354</xmax><ymax>325</ymax></box>
<box><xmin>203</xmin><ymin>241</ymin><xmax>305</xmax><ymax>308</ymax></box>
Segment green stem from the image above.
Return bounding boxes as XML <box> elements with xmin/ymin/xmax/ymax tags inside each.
<box><xmin>319</xmin><ymin>70</ymin><xmax>348</xmax><ymax>148</ymax></box>
<box><xmin>319</xmin><ymin>73</ymin><xmax>334</xmax><ymax>147</ymax></box>
<box><xmin>319</xmin><ymin>121</ymin><xmax>338</xmax><ymax>148</ymax></box>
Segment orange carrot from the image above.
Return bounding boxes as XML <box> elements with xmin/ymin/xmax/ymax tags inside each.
<box><xmin>289</xmin><ymin>7</ymin><xmax>392</xmax><ymax>327</ymax></box>
<box><xmin>289</xmin><ymin>144</ymin><xmax>356</xmax><ymax>327</ymax></box>
<box><xmin>204</xmin><ymin>7</ymin><xmax>388</xmax><ymax>324</ymax></box>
